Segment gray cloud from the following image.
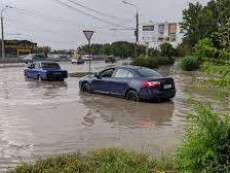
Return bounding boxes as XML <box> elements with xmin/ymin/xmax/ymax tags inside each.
<box><xmin>3</xmin><ymin>0</ymin><xmax>208</xmax><ymax>49</ymax></box>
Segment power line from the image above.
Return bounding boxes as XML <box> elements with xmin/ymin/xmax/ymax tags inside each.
<box><xmin>66</xmin><ymin>0</ymin><xmax>132</xmax><ymax>23</ymax></box>
<box><xmin>4</xmin><ymin>3</ymin><xmax>135</xmax><ymax>47</ymax></box>
<box><xmin>6</xmin><ymin>8</ymin><xmax>133</xmax><ymax>42</ymax></box>
<box><xmin>12</xmin><ymin>6</ymin><xmax>83</xmax><ymax>27</ymax></box>
<box><xmin>7</xmin><ymin>4</ymin><xmax>134</xmax><ymax>32</ymax></box>
<box><xmin>51</xmin><ymin>0</ymin><xmax>131</xmax><ymax>29</ymax></box>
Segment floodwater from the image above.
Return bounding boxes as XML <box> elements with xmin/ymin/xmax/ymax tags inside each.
<box><xmin>0</xmin><ymin>61</ymin><xmax>228</xmax><ymax>172</ymax></box>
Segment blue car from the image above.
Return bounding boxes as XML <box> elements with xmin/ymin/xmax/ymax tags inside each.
<box><xmin>24</xmin><ymin>62</ymin><xmax>68</xmax><ymax>81</ymax></box>
<box><xmin>79</xmin><ymin>66</ymin><xmax>176</xmax><ymax>101</ymax></box>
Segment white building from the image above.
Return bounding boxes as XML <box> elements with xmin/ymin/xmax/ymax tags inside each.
<box><xmin>140</xmin><ymin>22</ymin><xmax>182</xmax><ymax>49</ymax></box>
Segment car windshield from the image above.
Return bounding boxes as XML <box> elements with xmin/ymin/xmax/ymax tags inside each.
<box><xmin>41</xmin><ymin>63</ymin><xmax>60</xmax><ymax>69</ymax></box>
<box><xmin>136</xmin><ymin>68</ymin><xmax>162</xmax><ymax>78</ymax></box>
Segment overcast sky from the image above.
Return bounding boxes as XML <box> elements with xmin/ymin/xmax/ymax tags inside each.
<box><xmin>3</xmin><ymin>0</ymin><xmax>208</xmax><ymax>49</ymax></box>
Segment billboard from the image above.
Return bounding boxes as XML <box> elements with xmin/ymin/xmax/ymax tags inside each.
<box><xmin>142</xmin><ymin>25</ymin><xmax>154</xmax><ymax>31</ymax></box>
<box><xmin>158</xmin><ymin>24</ymin><xmax>165</xmax><ymax>34</ymax></box>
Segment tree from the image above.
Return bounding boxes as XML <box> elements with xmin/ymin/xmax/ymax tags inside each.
<box><xmin>181</xmin><ymin>0</ymin><xmax>230</xmax><ymax>51</ymax></box>
<box><xmin>77</xmin><ymin>41</ymin><xmax>148</xmax><ymax>58</ymax></box>
<box><xmin>160</xmin><ymin>43</ymin><xmax>177</xmax><ymax>57</ymax></box>
<box><xmin>194</xmin><ymin>38</ymin><xmax>218</xmax><ymax>59</ymax></box>
<box><xmin>102</xmin><ymin>44</ymin><xmax>112</xmax><ymax>55</ymax></box>
<box><xmin>35</xmin><ymin>46</ymin><xmax>51</xmax><ymax>57</ymax></box>
<box><xmin>213</xmin><ymin>18</ymin><xmax>230</xmax><ymax>51</ymax></box>
<box><xmin>111</xmin><ymin>41</ymin><xmax>135</xmax><ymax>58</ymax></box>
<box><xmin>180</xmin><ymin>2</ymin><xmax>204</xmax><ymax>49</ymax></box>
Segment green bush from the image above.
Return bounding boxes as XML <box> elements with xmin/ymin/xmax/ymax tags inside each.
<box><xmin>176</xmin><ymin>101</ymin><xmax>230</xmax><ymax>173</ymax></box>
<box><xmin>202</xmin><ymin>62</ymin><xmax>230</xmax><ymax>88</ymax></box>
<box><xmin>194</xmin><ymin>38</ymin><xmax>218</xmax><ymax>59</ymax></box>
<box><xmin>218</xmin><ymin>50</ymin><xmax>230</xmax><ymax>61</ymax></box>
<box><xmin>132</xmin><ymin>56</ymin><xmax>159</xmax><ymax>68</ymax></box>
<box><xmin>160</xmin><ymin>43</ymin><xmax>177</xmax><ymax>57</ymax></box>
<box><xmin>158</xmin><ymin>56</ymin><xmax>175</xmax><ymax>65</ymax></box>
<box><xmin>176</xmin><ymin>42</ymin><xmax>192</xmax><ymax>57</ymax></box>
<box><xmin>132</xmin><ymin>56</ymin><xmax>175</xmax><ymax>69</ymax></box>
<box><xmin>148</xmin><ymin>48</ymin><xmax>161</xmax><ymax>57</ymax></box>
<box><xmin>180</xmin><ymin>56</ymin><xmax>200</xmax><ymax>71</ymax></box>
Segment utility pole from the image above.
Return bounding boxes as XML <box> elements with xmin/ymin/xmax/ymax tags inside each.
<box><xmin>135</xmin><ymin>11</ymin><xmax>139</xmax><ymax>58</ymax></box>
<box><xmin>122</xmin><ymin>1</ymin><xmax>139</xmax><ymax>58</ymax></box>
<box><xmin>1</xmin><ymin>13</ymin><xmax>4</xmax><ymax>61</ymax></box>
<box><xmin>135</xmin><ymin>11</ymin><xmax>139</xmax><ymax>44</ymax></box>
<box><xmin>1</xmin><ymin>5</ymin><xmax>12</xmax><ymax>61</ymax></box>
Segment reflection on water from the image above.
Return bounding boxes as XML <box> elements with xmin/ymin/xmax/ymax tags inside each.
<box><xmin>80</xmin><ymin>93</ymin><xmax>174</xmax><ymax>129</ymax></box>
<box><xmin>26</xmin><ymin>80</ymin><xmax>68</xmax><ymax>99</ymax></box>
<box><xmin>26</xmin><ymin>80</ymin><xmax>68</xmax><ymax>89</ymax></box>
<box><xmin>0</xmin><ymin>62</ymin><xmax>228</xmax><ymax>172</ymax></box>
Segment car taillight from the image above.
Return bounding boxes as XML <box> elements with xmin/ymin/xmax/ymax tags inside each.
<box><xmin>143</xmin><ymin>81</ymin><xmax>160</xmax><ymax>88</ymax></box>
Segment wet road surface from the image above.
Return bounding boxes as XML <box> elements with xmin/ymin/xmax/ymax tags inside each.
<box><xmin>0</xmin><ymin>61</ymin><xmax>228</xmax><ymax>172</ymax></box>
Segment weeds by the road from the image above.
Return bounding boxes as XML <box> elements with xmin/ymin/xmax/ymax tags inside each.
<box><xmin>180</xmin><ymin>56</ymin><xmax>200</xmax><ymax>71</ymax></box>
<box><xmin>190</xmin><ymin>61</ymin><xmax>230</xmax><ymax>100</ymax></box>
<box><xmin>8</xmin><ymin>148</ymin><xmax>176</xmax><ymax>173</ymax></box>
<box><xmin>202</xmin><ymin>61</ymin><xmax>230</xmax><ymax>89</ymax></box>
<box><xmin>176</xmin><ymin>101</ymin><xmax>230</xmax><ymax>173</ymax></box>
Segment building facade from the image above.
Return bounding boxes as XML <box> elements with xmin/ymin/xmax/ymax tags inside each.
<box><xmin>140</xmin><ymin>22</ymin><xmax>182</xmax><ymax>49</ymax></box>
<box><xmin>0</xmin><ymin>40</ymin><xmax>37</xmax><ymax>56</ymax></box>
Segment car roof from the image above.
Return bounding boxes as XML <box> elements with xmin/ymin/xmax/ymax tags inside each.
<box><xmin>114</xmin><ymin>65</ymin><xmax>151</xmax><ymax>71</ymax></box>
<box><xmin>103</xmin><ymin>65</ymin><xmax>148</xmax><ymax>70</ymax></box>
<box><xmin>34</xmin><ymin>61</ymin><xmax>59</xmax><ymax>64</ymax></box>
<box><xmin>120</xmin><ymin>65</ymin><xmax>145</xmax><ymax>69</ymax></box>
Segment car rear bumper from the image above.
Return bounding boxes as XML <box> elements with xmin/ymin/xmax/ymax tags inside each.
<box><xmin>139</xmin><ymin>88</ymin><xmax>176</xmax><ymax>100</ymax></box>
<box><xmin>45</xmin><ymin>72</ymin><xmax>68</xmax><ymax>80</ymax></box>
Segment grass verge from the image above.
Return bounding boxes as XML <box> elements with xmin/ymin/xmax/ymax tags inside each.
<box><xmin>176</xmin><ymin>101</ymin><xmax>230</xmax><ymax>173</ymax></box>
<box><xmin>8</xmin><ymin>148</ymin><xmax>176</xmax><ymax>173</ymax></box>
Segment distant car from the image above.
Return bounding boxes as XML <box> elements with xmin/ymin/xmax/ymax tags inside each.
<box><xmin>71</xmin><ymin>59</ymin><xmax>85</xmax><ymax>65</ymax></box>
<box><xmin>79</xmin><ymin>66</ymin><xmax>176</xmax><ymax>102</ymax></box>
<box><xmin>105</xmin><ymin>56</ymin><xmax>116</xmax><ymax>63</ymax></box>
<box><xmin>22</xmin><ymin>54</ymin><xmax>33</xmax><ymax>64</ymax></box>
<box><xmin>24</xmin><ymin>62</ymin><xmax>68</xmax><ymax>81</ymax></box>
<box><xmin>22</xmin><ymin>54</ymin><xmax>47</xmax><ymax>64</ymax></box>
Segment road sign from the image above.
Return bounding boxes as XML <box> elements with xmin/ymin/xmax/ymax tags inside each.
<box><xmin>83</xmin><ymin>30</ymin><xmax>94</xmax><ymax>42</ymax></box>
<box><xmin>83</xmin><ymin>30</ymin><xmax>95</xmax><ymax>73</ymax></box>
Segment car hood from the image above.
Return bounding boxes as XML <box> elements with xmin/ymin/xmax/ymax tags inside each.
<box><xmin>80</xmin><ymin>73</ymin><xmax>95</xmax><ymax>80</ymax></box>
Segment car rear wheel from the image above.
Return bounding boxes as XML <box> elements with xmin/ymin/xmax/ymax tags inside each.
<box><xmin>126</xmin><ymin>90</ymin><xmax>139</xmax><ymax>102</ymax></box>
<box><xmin>81</xmin><ymin>83</ymin><xmax>91</xmax><ymax>93</ymax></box>
<box><xmin>38</xmin><ymin>75</ymin><xmax>44</xmax><ymax>81</ymax></box>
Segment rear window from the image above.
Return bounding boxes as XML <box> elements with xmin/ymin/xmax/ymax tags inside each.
<box><xmin>41</xmin><ymin>63</ymin><xmax>60</xmax><ymax>69</ymax></box>
<box><xmin>136</xmin><ymin>68</ymin><xmax>162</xmax><ymax>78</ymax></box>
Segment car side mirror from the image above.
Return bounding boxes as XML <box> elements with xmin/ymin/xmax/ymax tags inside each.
<box><xmin>28</xmin><ymin>64</ymin><xmax>35</xmax><ymax>69</ymax></box>
<box><xmin>95</xmin><ymin>73</ymin><xmax>101</xmax><ymax>79</ymax></box>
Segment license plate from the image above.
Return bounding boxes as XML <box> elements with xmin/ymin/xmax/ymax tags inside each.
<box><xmin>164</xmin><ymin>84</ymin><xmax>172</xmax><ymax>89</ymax></box>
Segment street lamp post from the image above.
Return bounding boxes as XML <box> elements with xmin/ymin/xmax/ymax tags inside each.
<box><xmin>122</xmin><ymin>1</ymin><xmax>139</xmax><ymax>58</ymax></box>
<box><xmin>122</xmin><ymin>1</ymin><xmax>139</xmax><ymax>43</ymax></box>
<box><xmin>1</xmin><ymin>5</ymin><xmax>12</xmax><ymax>62</ymax></box>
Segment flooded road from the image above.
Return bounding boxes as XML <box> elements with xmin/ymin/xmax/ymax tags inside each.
<box><xmin>0</xmin><ymin>61</ymin><xmax>228</xmax><ymax>172</ymax></box>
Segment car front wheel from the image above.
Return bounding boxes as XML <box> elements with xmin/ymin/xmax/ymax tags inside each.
<box><xmin>81</xmin><ymin>83</ymin><xmax>91</xmax><ymax>93</ymax></box>
<box><xmin>126</xmin><ymin>90</ymin><xmax>139</xmax><ymax>102</ymax></box>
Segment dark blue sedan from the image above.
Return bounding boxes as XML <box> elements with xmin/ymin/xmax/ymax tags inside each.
<box><xmin>79</xmin><ymin>66</ymin><xmax>176</xmax><ymax>101</ymax></box>
<box><xmin>24</xmin><ymin>62</ymin><xmax>68</xmax><ymax>81</ymax></box>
